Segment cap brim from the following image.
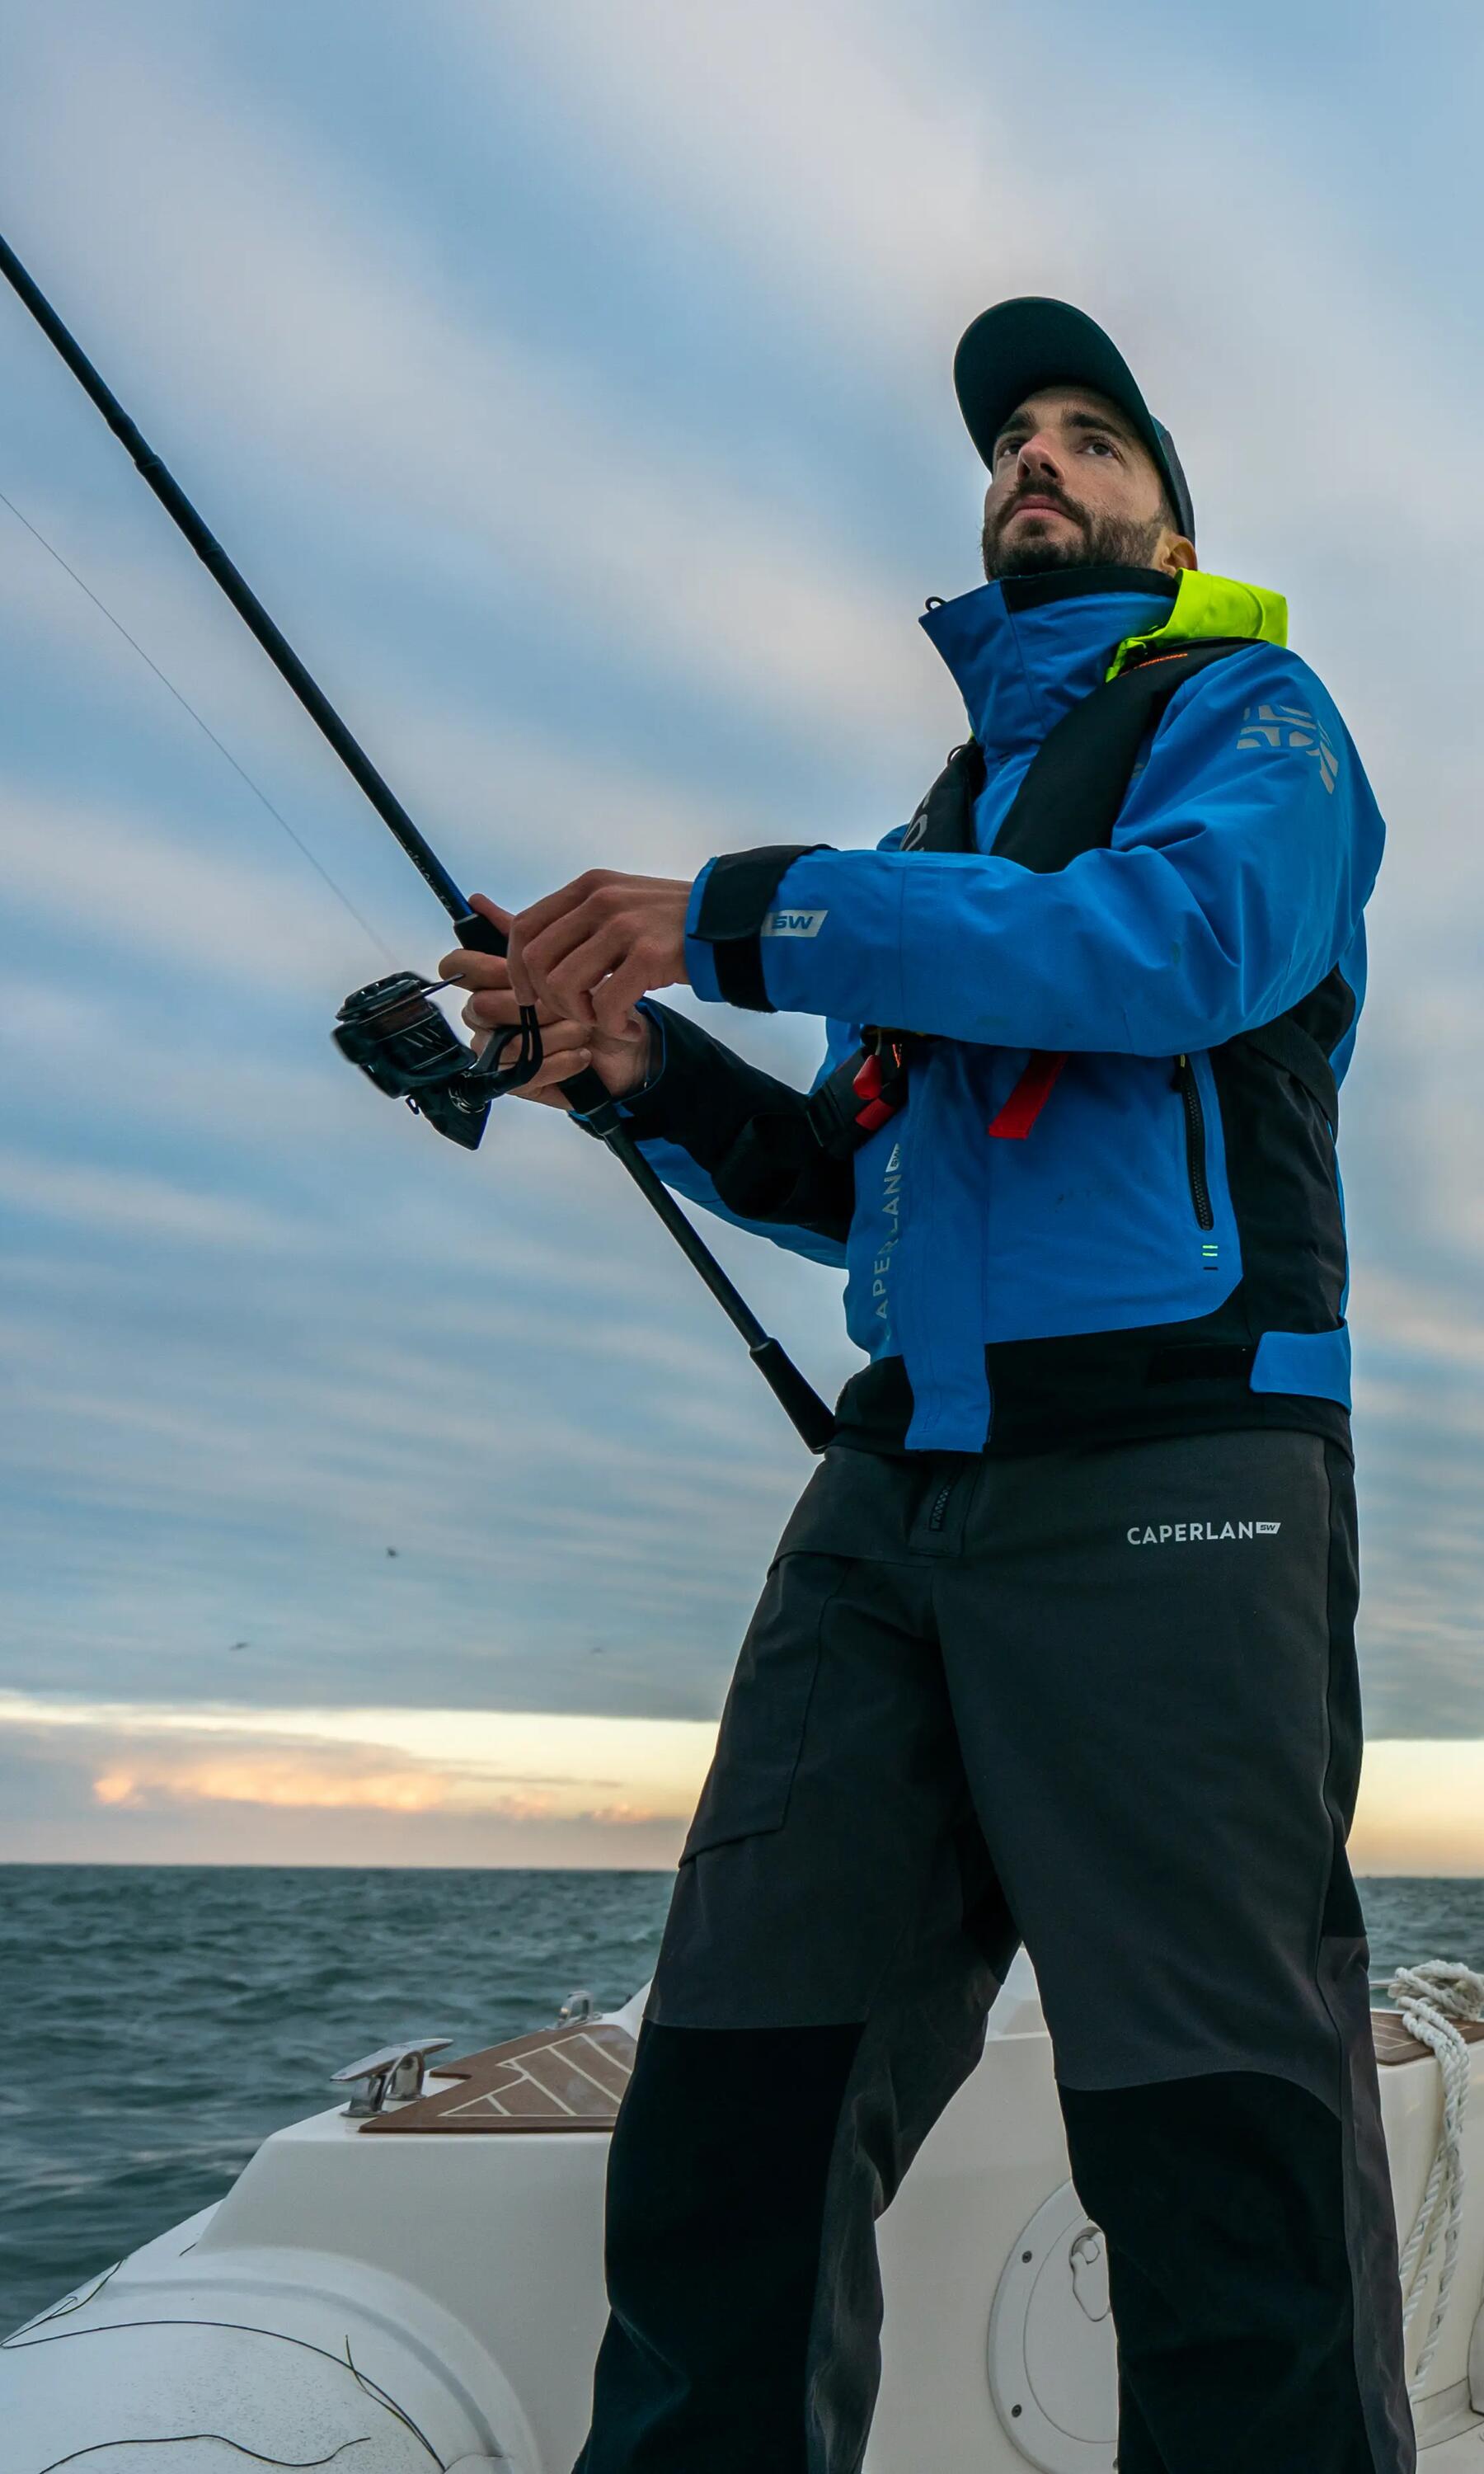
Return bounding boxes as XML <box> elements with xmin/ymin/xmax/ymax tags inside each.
<box><xmin>953</xmin><ymin>298</ymin><xmax>1192</xmax><ymax>541</ymax></box>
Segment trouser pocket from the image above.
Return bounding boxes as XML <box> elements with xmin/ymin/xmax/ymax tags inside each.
<box><xmin>680</xmin><ymin>1553</ymin><xmax>840</xmax><ymax>1860</ymax></box>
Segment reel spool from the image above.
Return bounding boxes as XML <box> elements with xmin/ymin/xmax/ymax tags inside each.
<box><xmin>333</xmin><ymin>972</ymin><xmax>491</xmax><ymax>1150</ymax></box>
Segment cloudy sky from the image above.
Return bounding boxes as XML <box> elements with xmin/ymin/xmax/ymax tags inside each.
<box><xmin>2</xmin><ymin>0</ymin><xmax>1481</xmax><ymax>1870</ymax></box>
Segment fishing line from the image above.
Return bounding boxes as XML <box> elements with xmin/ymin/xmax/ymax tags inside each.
<box><xmin>0</xmin><ymin>482</ymin><xmax>399</xmax><ymax>966</ymax></box>
<box><xmin>0</xmin><ymin>226</ymin><xmax>835</xmax><ymax>1451</ymax></box>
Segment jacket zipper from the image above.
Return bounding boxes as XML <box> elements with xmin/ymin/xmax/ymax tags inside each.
<box><xmin>1172</xmin><ymin>1055</ymin><xmax>1214</xmax><ymax>1230</ymax></box>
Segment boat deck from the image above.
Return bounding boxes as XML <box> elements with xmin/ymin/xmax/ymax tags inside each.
<box><xmin>359</xmin><ymin>2008</ymin><xmax>1483</xmax><ymax>2134</ymax></box>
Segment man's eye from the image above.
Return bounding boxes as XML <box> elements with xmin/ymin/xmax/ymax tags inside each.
<box><xmin>1083</xmin><ymin>435</ymin><xmax>1117</xmax><ymax>456</ymax></box>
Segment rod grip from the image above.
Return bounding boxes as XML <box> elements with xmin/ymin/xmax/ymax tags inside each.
<box><xmin>749</xmin><ymin>1338</ymin><xmax>836</xmax><ymax>1454</ymax></box>
<box><xmin>448</xmin><ymin>909</ymin><xmax>508</xmax><ymax>957</ymax></box>
<box><xmin>558</xmin><ymin>1064</ymin><xmax>621</xmax><ymax>1121</ymax></box>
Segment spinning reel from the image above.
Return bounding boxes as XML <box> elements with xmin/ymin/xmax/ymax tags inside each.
<box><xmin>333</xmin><ymin>969</ymin><xmax>543</xmax><ymax>1152</ymax></box>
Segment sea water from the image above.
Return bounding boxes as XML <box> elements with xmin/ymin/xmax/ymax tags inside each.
<box><xmin>3</xmin><ymin>1864</ymin><xmax>1480</xmax><ymax>2335</ymax></box>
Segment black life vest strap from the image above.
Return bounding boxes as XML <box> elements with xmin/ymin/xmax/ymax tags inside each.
<box><xmin>899</xmin><ymin>736</ymin><xmax>987</xmax><ymax>854</ymax></box>
<box><xmin>806</xmin><ymin>1037</ymin><xmax>914</xmax><ymax>1162</ymax></box>
<box><xmin>785</xmin><ymin>633</ymin><xmax>1341</xmax><ymax>1167</ymax></box>
<box><xmin>989</xmin><ymin>638</ymin><xmax>1252</xmax><ymax>871</ymax></box>
<box><xmin>805</xmin><ymin>637</ymin><xmax>1260</xmax><ymax>1157</ymax></box>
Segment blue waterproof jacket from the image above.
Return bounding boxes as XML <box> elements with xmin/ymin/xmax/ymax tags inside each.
<box><xmin>614</xmin><ymin>565</ymin><xmax>1383</xmax><ymax>1456</ymax></box>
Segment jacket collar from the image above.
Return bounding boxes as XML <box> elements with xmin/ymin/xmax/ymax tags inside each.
<box><xmin>1106</xmin><ymin>567</ymin><xmax>1287</xmax><ymax>675</ymax></box>
<box><xmin>920</xmin><ymin>565</ymin><xmax>1287</xmax><ymax>762</ymax></box>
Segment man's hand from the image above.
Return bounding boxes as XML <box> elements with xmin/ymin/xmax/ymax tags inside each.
<box><xmin>506</xmin><ymin>871</ymin><xmax>692</xmax><ymax>1035</ymax></box>
<box><xmin>438</xmin><ymin>895</ymin><xmax>655</xmax><ymax>1108</ymax></box>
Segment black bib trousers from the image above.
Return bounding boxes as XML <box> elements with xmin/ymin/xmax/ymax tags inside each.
<box><xmin>572</xmin><ymin>1427</ymin><xmax>1415</xmax><ymax>2474</ymax></box>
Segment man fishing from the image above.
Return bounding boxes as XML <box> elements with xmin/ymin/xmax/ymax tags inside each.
<box><xmin>445</xmin><ymin>298</ymin><xmax>1411</xmax><ymax>2474</ymax></box>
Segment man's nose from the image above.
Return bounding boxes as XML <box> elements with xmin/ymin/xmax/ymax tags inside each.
<box><xmin>1017</xmin><ymin>431</ymin><xmax>1064</xmax><ymax>482</ymax></box>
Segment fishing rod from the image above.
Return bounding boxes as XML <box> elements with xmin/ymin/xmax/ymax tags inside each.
<box><xmin>0</xmin><ymin>228</ymin><xmax>835</xmax><ymax>1452</ymax></box>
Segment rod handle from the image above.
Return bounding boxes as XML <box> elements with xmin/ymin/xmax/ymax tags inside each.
<box><xmin>447</xmin><ymin>908</ymin><xmax>508</xmax><ymax>958</ymax></box>
<box><xmin>558</xmin><ymin>1063</ymin><xmax>620</xmax><ymax>1118</ymax></box>
<box><xmin>748</xmin><ymin>1338</ymin><xmax>837</xmax><ymax>1454</ymax></box>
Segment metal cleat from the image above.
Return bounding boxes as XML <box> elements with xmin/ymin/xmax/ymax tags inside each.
<box><xmin>331</xmin><ymin>2036</ymin><xmax>453</xmax><ymax>2116</ymax></box>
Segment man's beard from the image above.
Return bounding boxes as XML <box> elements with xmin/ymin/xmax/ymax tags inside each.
<box><xmin>982</xmin><ymin>495</ymin><xmax>1166</xmax><ymax>583</ymax></box>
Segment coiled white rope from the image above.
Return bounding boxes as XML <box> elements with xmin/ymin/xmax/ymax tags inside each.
<box><xmin>1383</xmin><ymin>1960</ymin><xmax>1484</xmax><ymax>2390</ymax></box>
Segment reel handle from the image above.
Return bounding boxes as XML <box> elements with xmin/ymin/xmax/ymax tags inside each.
<box><xmin>448</xmin><ymin>909</ymin><xmax>547</xmax><ymax>1097</ymax></box>
<box><xmin>447</xmin><ymin>910</ymin><xmax>628</xmax><ymax>1122</ymax></box>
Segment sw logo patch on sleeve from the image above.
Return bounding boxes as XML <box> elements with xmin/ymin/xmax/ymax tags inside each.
<box><xmin>761</xmin><ymin>908</ymin><xmax>829</xmax><ymax>938</ymax></box>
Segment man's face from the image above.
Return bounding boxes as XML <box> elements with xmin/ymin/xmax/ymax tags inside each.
<box><xmin>980</xmin><ymin>385</ymin><xmax>1193</xmax><ymax>583</ymax></box>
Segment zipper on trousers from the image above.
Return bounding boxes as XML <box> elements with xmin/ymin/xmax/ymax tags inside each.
<box><xmin>928</xmin><ymin>1482</ymin><xmax>954</xmax><ymax>1532</ymax></box>
<box><xmin>1172</xmin><ymin>1054</ymin><xmax>1215</xmax><ymax>1230</ymax></box>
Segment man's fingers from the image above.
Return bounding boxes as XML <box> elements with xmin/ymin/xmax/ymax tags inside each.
<box><xmin>593</xmin><ymin>948</ymin><xmax>670</xmax><ymax>1036</ymax></box>
<box><xmin>504</xmin><ymin>887</ymin><xmax>574</xmax><ymax>1009</ymax></box>
<box><xmin>542</xmin><ymin>921</ymin><xmax>678</xmax><ymax>1029</ymax></box>
<box><xmin>509</xmin><ymin>874</ymin><xmax>603</xmax><ymax>949</ymax></box>
<box><xmin>524</xmin><ymin>915</ymin><xmax>644</xmax><ymax>1021</ymax></box>
<box><xmin>514</xmin><ymin>905</ymin><xmax>605</xmax><ymax>1018</ymax></box>
<box><xmin>505</xmin><ymin>936</ymin><xmax>538</xmax><ymax>1009</ymax></box>
<box><xmin>524</xmin><ymin>1018</ymin><xmax>594</xmax><ymax>1061</ymax></box>
<box><xmin>528</xmin><ymin>1043</ymin><xmax>593</xmax><ymax>1086</ymax></box>
<box><xmin>510</xmin><ymin>873</ymin><xmax>649</xmax><ymax>1013</ymax></box>
<box><xmin>463</xmin><ymin>990</ymin><xmax>514</xmax><ymax>1030</ymax></box>
<box><xmin>470</xmin><ymin>1028</ymin><xmax>593</xmax><ymax>1101</ymax></box>
<box><xmin>512</xmin><ymin>1032</ymin><xmax>594</xmax><ymax>1103</ymax></box>
<box><xmin>491</xmin><ymin>1017</ymin><xmax>593</xmax><ymax>1070</ymax></box>
<box><xmin>441</xmin><ymin>901</ymin><xmax>513</xmax><ymax>988</ymax></box>
<box><xmin>440</xmin><ymin>945</ymin><xmax>512</xmax><ymax>993</ymax></box>
<box><xmin>507</xmin><ymin>872</ymin><xmax>690</xmax><ymax>1018</ymax></box>
<box><xmin>467</xmin><ymin>893</ymin><xmax>513</xmax><ymax>936</ymax></box>
<box><xmin>461</xmin><ymin>989</ymin><xmax>572</xmax><ymax>1031</ymax></box>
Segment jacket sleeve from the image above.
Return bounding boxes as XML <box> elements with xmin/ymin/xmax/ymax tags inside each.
<box><xmin>683</xmin><ymin>647</ymin><xmax>1385</xmax><ymax>1056</ymax></box>
<box><xmin>575</xmin><ymin>1002</ymin><xmax>854</xmax><ymax>1268</ymax></box>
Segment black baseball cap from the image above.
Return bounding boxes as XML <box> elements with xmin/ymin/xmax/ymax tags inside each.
<box><xmin>953</xmin><ymin>297</ymin><xmax>1195</xmax><ymax>544</ymax></box>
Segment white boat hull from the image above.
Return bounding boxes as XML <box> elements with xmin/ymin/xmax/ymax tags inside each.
<box><xmin>6</xmin><ymin>1959</ymin><xmax>1483</xmax><ymax>2470</ymax></box>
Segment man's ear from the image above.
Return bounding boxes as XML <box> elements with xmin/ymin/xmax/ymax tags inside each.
<box><xmin>1158</xmin><ymin>532</ymin><xmax>1198</xmax><ymax>576</ymax></box>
